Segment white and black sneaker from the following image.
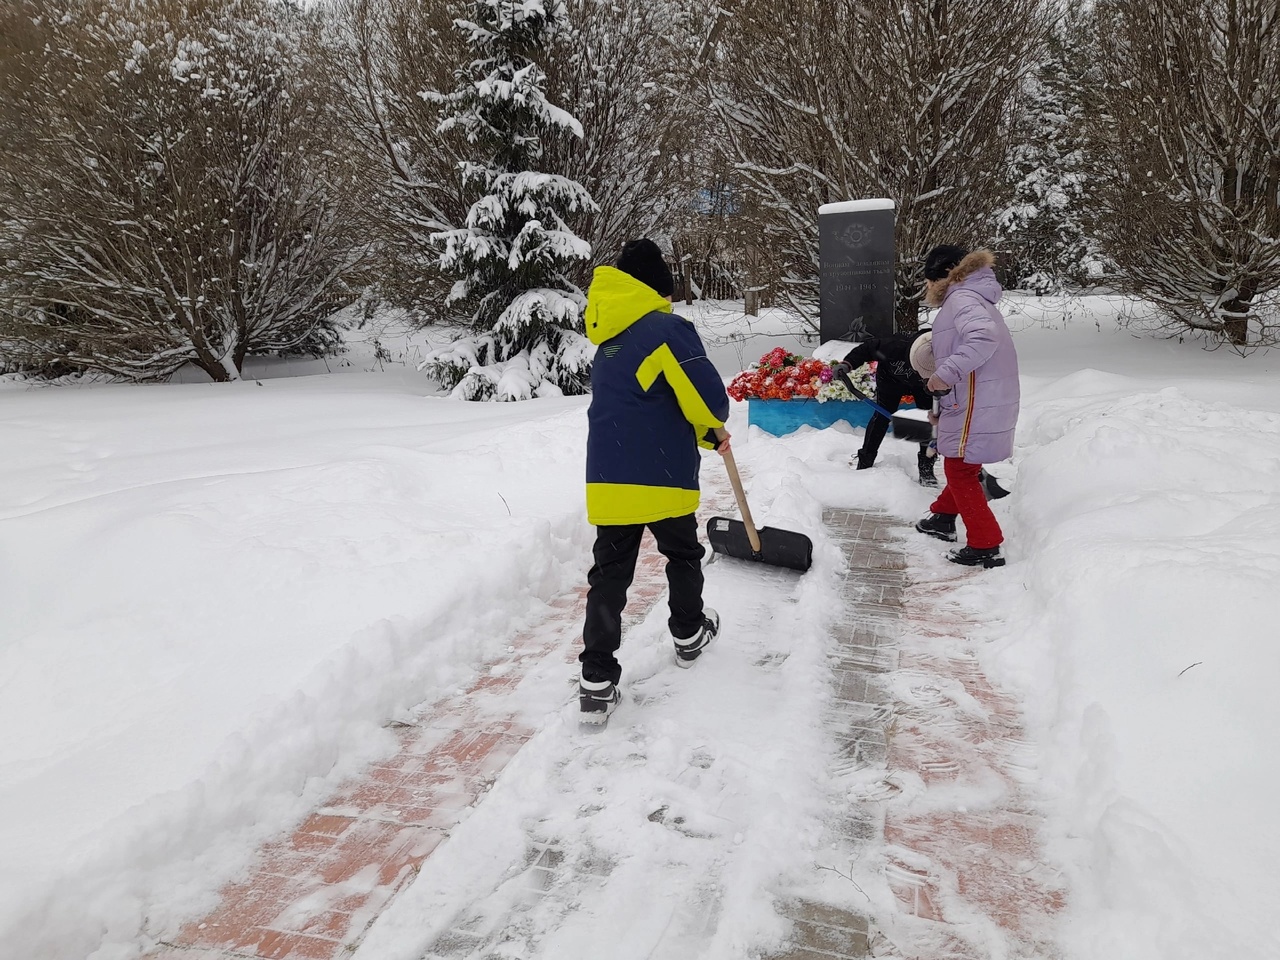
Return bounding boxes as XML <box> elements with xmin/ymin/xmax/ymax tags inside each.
<box><xmin>579</xmin><ymin>676</ymin><xmax>620</xmax><ymax>726</ymax></box>
<box><xmin>673</xmin><ymin>608</ymin><xmax>719</xmax><ymax>668</ymax></box>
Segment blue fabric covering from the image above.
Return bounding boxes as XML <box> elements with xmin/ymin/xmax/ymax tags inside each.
<box><xmin>747</xmin><ymin>399</ymin><xmax>875</xmax><ymax>437</ymax></box>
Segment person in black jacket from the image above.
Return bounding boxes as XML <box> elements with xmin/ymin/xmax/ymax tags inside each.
<box><xmin>833</xmin><ymin>330</ymin><xmax>937</xmax><ymax>486</ymax></box>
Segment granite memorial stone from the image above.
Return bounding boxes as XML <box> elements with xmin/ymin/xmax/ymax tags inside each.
<box><xmin>818</xmin><ymin>199</ymin><xmax>896</xmax><ymax>343</ymax></box>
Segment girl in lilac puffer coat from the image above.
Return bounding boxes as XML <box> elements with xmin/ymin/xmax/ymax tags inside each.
<box><xmin>912</xmin><ymin>246</ymin><xmax>1019</xmax><ymax>568</ymax></box>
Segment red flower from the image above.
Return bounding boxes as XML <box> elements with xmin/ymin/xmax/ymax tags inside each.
<box><xmin>730</xmin><ymin>348</ymin><xmax>841</xmax><ymax>401</ymax></box>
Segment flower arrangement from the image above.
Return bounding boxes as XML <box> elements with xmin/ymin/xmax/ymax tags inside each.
<box><xmin>727</xmin><ymin>347</ymin><xmax>875</xmax><ymax>402</ymax></box>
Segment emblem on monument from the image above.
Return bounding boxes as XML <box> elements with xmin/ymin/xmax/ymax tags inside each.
<box><xmin>839</xmin><ymin>222</ymin><xmax>873</xmax><ymax>251</ymax></box>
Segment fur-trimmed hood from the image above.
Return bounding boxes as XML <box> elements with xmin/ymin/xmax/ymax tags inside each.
<box><xmin>925</xmin><ymin>249</ymin><xmax>1000</xmax><ymax>308</ymax></box>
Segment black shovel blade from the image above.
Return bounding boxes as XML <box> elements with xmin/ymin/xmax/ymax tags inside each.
<box><xmin>980</xmin><ymin>469</ymin><xmax>1011</xmax><ymax>500</ymax></box>
<box><xmin>890</xmin><ymin>412</ymin><xmax>933</xmax><ymax>443</ymax></box>
<box><xmin>706</xmin><ymin>517</ymin><xmax>813</xmax><ymax>572</ymax></box>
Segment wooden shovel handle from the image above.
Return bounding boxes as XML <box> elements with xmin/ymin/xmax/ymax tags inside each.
<box><xmin>714</xmin><ymin>427</ymin><xmax>762</xmax><ymax>553</ymax></box>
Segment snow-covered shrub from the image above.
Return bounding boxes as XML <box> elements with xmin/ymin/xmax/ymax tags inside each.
<box><xmin>1084</xmin><ymin>0</ymin><xmax>1280</xmax><ymax>350</ymax></box>
<box><xmin>0</xmin><ymin>0</ymin><xmax>363</xmax><ymax>382</ymax></box>
<box><xmin>707</xmin><ymin>0</ymin><xmax>1055</xmax><ymax>330</ymax></box>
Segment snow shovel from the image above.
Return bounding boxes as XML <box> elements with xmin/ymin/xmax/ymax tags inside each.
<box><xmin>837</xmin><ymin>370</ymin><xmax>1011</xmax><ymax>499</ymax></box>
<box><xmin>920</xmin><ymin>389</ymin><xmax>1012</xmax><ymax>500</ymax></box>
<box><xmin>980</xmin><ymin>468</ymin><xmax>1010</xmax><ymax>500</ymax></box>
<box><xmin>706</xmin><ymin>428</ymin><xmax>813</xmax><ymax>572</ymax></box>
<box><xmin>834</xmin><ymin>370</ymin><xmax>933</xmax><ymax>443</ymax></box>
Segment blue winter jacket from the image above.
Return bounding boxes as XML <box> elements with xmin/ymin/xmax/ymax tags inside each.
<box><xmin>584</xmin><ymin>267</ymin><xmax>729</xmax><ymax>525</ymax></box>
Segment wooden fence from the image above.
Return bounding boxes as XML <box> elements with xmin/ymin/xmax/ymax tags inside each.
<box><xmin>665</xmin><ymin>258</ymin><xmax>753</xmax><ymax>303</ymax></box>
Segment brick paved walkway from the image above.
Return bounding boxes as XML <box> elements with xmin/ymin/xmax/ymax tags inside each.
<box><xmin>767</xmin><ymin>509</ymin><xmax>901</xmax><ymax>960</ymax></box>
<box><xmin>149</xmin><ymin>505</ymin><xmax>1064</xmax><ymax>960</ymax></box>
<box><xmin>770</xmin><ymin>509</ymin><xmax>1065</xmax><ymax>960</ymax></box>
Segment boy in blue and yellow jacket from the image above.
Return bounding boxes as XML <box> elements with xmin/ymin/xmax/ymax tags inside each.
<box><xmin>578</xmin><ymin>239</ymin><xmax>731</xmax><ymax>725</ymax></box>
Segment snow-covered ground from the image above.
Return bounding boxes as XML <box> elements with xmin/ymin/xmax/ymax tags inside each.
<box><xmin>2</xmin><ymin>298</ymin><xmax>1278</xmax><ymax>959</ymax></box>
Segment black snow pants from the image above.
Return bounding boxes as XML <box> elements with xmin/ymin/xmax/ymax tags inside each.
<box><xmin>580</xmin><ymin>513</ymin><xmax>706</xmax><ymax>684</ymax></box>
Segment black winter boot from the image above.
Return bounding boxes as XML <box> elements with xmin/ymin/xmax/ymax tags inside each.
<box><xmin>915</xmin><ymin>513</ymin><xmax>958</xmax><ymax>542</ymax></box>
<box><xmin>917</xmin><ymin>451</ymin><xmax>938</xmax><ymax>487</ymax></box>
<box><xmin>855</xmin><ymin>449</ymin><xmax>876</xmax><ymax>470</ymax></box>
<box><xmin>947</xmin><ymin>545</ymin><xmax>1005</xmax><ymax>568</ymax></box>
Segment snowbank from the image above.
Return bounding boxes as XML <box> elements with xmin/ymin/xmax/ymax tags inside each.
<box><xmin>0</xmin><ymin>375</ymin><xmax>593</xmax><ymax>958</ymax></box>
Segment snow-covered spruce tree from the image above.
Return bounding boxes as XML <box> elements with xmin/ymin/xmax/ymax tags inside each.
<box><xmin>995</xmin><ymin>6</ymin><xmax>1097</xmax><ymax>292</ymax></box>
<box><xmin>330</xmin><ymin>0</ymin><xmax>702</xmax><ymax>319</ymax></box>
<box><xmin>0</xmin><ymin>0</ymin><xmax>362</xmax><ymax>382</ymax></box>
<box><xmin>708</xmin><ymin>0</ymin><xmax>1053</xmax><ymax>329</ymax></box>
<box><xmin>1086</xmin><ymin>0</ymin><xmax>1280</xmax><ymax>350</ymax></box>
<box><xmin>420</xmin><ymin>0</ymin><xmax>597</xmax><ymax>401</ymax></box>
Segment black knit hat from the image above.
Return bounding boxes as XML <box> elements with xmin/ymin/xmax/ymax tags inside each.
<box><xmin>616</xmin><ymin>239</ymin><xmax>675</xmax><ymax>298</ymax></box>
<box><xmin>922</xmin><ymin>244</ymin><xmax>969</xmax><ymax>281</ymax></box>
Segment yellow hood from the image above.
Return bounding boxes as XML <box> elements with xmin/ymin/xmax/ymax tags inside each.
<box><xmin>584</xmin><ymin>266</ymin><xmax>673</xmax><ymax>345</ymax></box>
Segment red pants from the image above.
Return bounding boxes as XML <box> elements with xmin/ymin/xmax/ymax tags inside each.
<box><xmin>930</xmin><ymin>458</ymin><xmax>1003</xmax><ymax>549</ymax></box>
